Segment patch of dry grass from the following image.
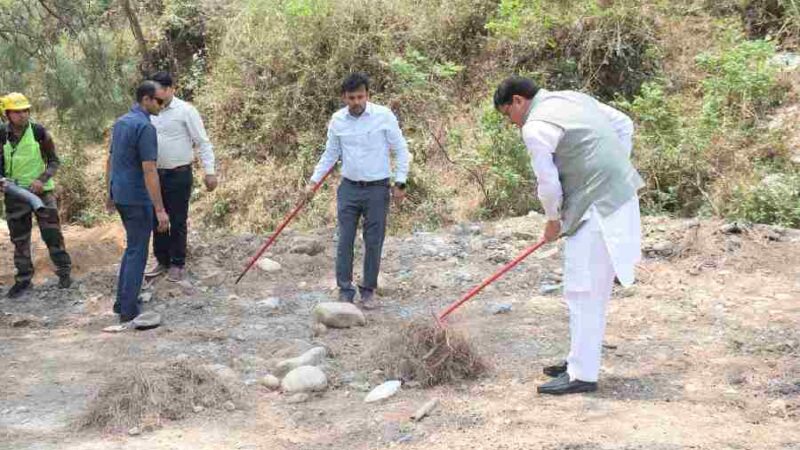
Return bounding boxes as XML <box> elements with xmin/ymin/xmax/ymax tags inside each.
<box><xmin>372</xmin><ymin>319</ymin><xmax>488</xmax><ymax>386</ymax></box>
<box><xmin>77</xmin><ymin>360</ymin><xmax>241</xmax><ymax>431</ymax></box>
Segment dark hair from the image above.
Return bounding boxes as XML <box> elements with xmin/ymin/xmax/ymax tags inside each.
<box><xmin>135</xmin><ymin>80</ymin><xmax>161</xmax><ymax>103</ymax></box>
<box><xmin>341</xmin><ymin>72</ymin><xmax>370</xmax><ymax>94</ymax></box>
<box><xmin>149</xmin><ymin>71</ymin><xmax>174</xmax><ymax>88</ymax></box>
<box><xmin>493</xmin><ymin>76</ymin><xmax>539</xmax><ymax>109</ymax></box>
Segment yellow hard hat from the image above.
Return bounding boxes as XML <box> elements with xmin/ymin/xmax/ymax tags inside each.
<box><xmin>3</xmin><ymin>93</ymin><xmax>32</xmax><ymax>112</ymax></box>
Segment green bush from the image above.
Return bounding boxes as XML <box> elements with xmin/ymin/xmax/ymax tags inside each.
<box><xmin>727</xmin><ymin>172</ymin><xmax>800</xmax><ymax>227</ymax></box>
<box><xmin>696</xmin><ymin>38</ymin><xmax>782</xmax><ymax>128</ymax></box>
<box><xmin>486</xmin><ymin>0</ymin><xmax>661</xmax><ymax>101</ymax></box>
<box><xmin>473</xmin><ymin>105</ymin><xmax>537</xmax><ymax>218</ymax></box>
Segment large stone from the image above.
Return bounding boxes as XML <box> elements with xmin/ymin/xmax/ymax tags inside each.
<box><xmin>257</xmin><ymin>258</ymin><xmax>282</xmax><ymax>273</ymax></box>
<box><xmin>275</xmin><ymin>347</ymin><xmax>328</xmax><ymax>376</ymax></box>
<box><xmin>290</xmin><ymin>237</ymin><xmax>325</xmax><ymax>256</ymax></box>
<box><xmin>281</xmin><ymin>366</ymin><xmax>328</xmax><ymax>393</ymax></box>
<box><xmin>312</xmin><ymin>302</ymin><xmax>366</xmax><ymax>328</ymax></box>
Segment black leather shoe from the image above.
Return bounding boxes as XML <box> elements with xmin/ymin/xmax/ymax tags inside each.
<box><xmin>7</xmin><ymin>281</ymin><xmax>32</xmax><ymax>299</ymax></box>
<box><xmin>543</xmin><ymin>360</ymin><xmax>568</xmax><ymax>377</ymax></box>
<box><xmin>58</xmin><ymin>274</ymin><xmax>72</xmax><ymax>289</ymax></box>
<box><xmin>537</xmin><ymin>373</ymin><xmax>597</xmax><ymax>395</ymax></box>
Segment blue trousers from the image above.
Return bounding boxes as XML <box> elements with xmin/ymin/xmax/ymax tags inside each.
<box><xmin>115</xmin><ymin>204</ymin><xmax>153</xmax><ymax>320</ymax></box>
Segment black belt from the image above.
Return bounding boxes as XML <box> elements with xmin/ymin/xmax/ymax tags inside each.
<box><xmin>158</xmin><ymin>164</ymin><xmax>192</xmax><ymax>173</ymax></box>
<box><xmin>343</xmin><ymin>177</ymin><xmax>389</xmax><ymax>187</ymax></box>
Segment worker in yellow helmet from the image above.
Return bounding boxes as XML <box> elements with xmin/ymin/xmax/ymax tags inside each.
<box><xmin>0</xmin><ymin>93</ymin><xmax>72</xmax><ymax>298</ymax></box>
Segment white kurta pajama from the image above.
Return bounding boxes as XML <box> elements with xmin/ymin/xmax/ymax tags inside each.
<box><xmin>523</xmin><ymin>100</ymin><xmax>642</xmax><ymax>383</ymax></box>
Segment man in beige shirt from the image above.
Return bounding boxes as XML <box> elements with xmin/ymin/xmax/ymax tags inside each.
<box><xmin>145</xmin><ymin>72</ymin><xmax>217</xmax><ymax>282</ymax></box>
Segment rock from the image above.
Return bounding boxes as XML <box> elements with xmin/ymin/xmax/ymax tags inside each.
<box><xmin>223</xmin><ymin>401</ymin><xmax>236</xmax><ymax>411</ymax></box>
<box><xmin>649</xmin><ymin>241</ymin><xmax>675</xmax><ymax>257</ymax></box>
<box><xmin>128</xmin><ymin>426</ymin><xmax>141</xmax><ymax>436</ymax></box>
<box><xmin>489</xmin><ymin>303</ymin><xmax>513</xmax><ymax>315</ymax></box>
<box><xmin>256</xmin><ymin>258</ymin><xmax>282</xmax><ymax>273</ymax></box>
<box><xmin>281</xmin><ymin>366</ymin><xmax>328</xmax><ymax>393</ymax></box>
<box><xmin>364</xmin><ymin>380</ymin><xmax>401</xmax><ymax>403</ymax></box>
<box><xmin>768</xmin><ymin>399</ymin><xmax>787</xmax><ymax>416</ymax></box>
<box><xmin>312</xmin><ymin>323</ymin><xmax>327</xmax><ymax>337</ymax></box>
<box><xmin>15</xmin><ymin>406</ymin><xmax>29</xmax><ymax>413</ymax></box>
<box><xmin>539</xmin><ymin>283</ymin><xmax>562</xmax><ymax>295</ymax></box>
<box><xmin>290</xmin><ymin>237</ymin><xmax>325</xmax><ymax>256</ymax></box>
<box><xmin>287</xmin><ymin>393</ymin><xmax>311</xmax><ymax>404</ymax></box>
<box><xmin>132</xmin><ymin>311</ymin><xmax>161</xmax><ymax>330</ymax></box>
<box><xmin>261</xmin><ymin>374</ymin><xmax>281</xmax><ymax>390</ymax></box>
<box><xmin>139</xmin><ymin>292</ymin><xmax>153</xmax><ymax>303</ymax></box>
<box><xmin>193</xmin><ymin>405</ymin><xmax>205</xmax><ymax>413</ymax></box>
<box><xmin>276</xmin><ymin>347</ymin><xmax>328</xmax><ymax>376</ymax></box>
<box><xmin>312</xmin><ymin>302</ymin><xmax>366</xmax><ymax>328</ymax></box>
<box><xmin>257</xmin><ymin>297</ymin><xmax>281</xmax><ymax>310</ymax></box>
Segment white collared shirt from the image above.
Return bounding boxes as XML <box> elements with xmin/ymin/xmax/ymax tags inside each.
<box><xmin>310</xmin><ymin>102</ymin><xmax>410</xmax><ymax>183</ymax></box>
<box><xmin>150</xmin><ymin>97</ymin><xmax>216</xmax><ymax>174</ymax></box>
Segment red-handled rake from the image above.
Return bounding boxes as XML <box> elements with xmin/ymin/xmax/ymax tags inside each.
<box><xmin>375</xmin><ymin>238</ymin><xmax>549</xmax><ymax>386</ymax></box>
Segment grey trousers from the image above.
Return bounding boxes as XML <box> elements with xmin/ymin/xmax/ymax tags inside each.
<box><xmin>336</xmin><ymin>180</ymin><xmax>390</xmax><ymax>299</ymax></box>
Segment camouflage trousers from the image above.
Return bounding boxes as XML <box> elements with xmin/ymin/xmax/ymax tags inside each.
<box><xmin>5</xmin><ymin>191</ymin><xmax>72</xmax><ymax>283</ymax></box>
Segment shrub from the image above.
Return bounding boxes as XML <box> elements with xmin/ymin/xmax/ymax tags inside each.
<box><xmin>727</xmin><ymin>171</ymin><xmax>800</xmax><ymax>227</ymax></box>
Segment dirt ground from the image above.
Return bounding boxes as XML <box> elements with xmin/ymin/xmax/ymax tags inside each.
<box><xmin>1</xmin><ymin>213</ymin><xmax>799</xmax><ymax>450</ymax></box>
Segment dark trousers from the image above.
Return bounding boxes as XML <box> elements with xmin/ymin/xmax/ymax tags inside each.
<box><xmin>336</xmin><ymin>180</ymin><xmax>390</xmax><ymax>300</ymax></box>
<box><xmin>153</xmin><ymin>166</ymin><xmax>193</xmax><ymax>267</ymax></box>
<box><xmin>5</xmin><ymin>192</ymin><xmax>71</xmax><ymax>283</ymax></box>
<box><xmin>115</xmin><ymin>204</ymin><xmax>153</xmax><ymax>320</ymax></box>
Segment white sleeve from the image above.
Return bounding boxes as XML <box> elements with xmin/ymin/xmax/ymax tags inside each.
<box><xmin>596</xmin><ymin>101</ymin><xmax>634</xmax><ymax>158</ymax></box>
<box><xmin>185</xmin><ymin>105</ymin><xmax>216</xmax><ymax>175</ymax></box>
<box><xmin>522</xmin><ymin>121</ymin><xmax>564</xmax><ymax>221</ymax></box>
<box><xmin>310</xmin><ymin>120</ymin><xmax>341</xmax><ymax>183</ymax></box>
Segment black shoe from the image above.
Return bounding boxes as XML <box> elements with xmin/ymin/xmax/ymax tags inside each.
<box><xmin>58</xmin><ymin>274</ymin><xmax>72</xmax><ymax>289</ymax></box>
<box><xmin>537</xmin><ymin>373</ymin><xmax>597</xmax><ymax>395</ymax></box>
<box><xmin>543</xmin><ymin>361</ymin><xmax>568</xmax><ymax>377</ymax></box>
<box><xmin>7</xmin><ymin>281</ymin><xmax>32</xmax><ymax>299</ymax></box>
<box><xmin>119</xmin><ymin>314</ymin><xmax>136</xmax><ymax>324</ymax></box>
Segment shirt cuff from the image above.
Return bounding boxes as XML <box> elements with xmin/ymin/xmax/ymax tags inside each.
<box><xmin>543</xmin><ymin>205</ymin><xmax>561</xmax><ymax>221</ymax></box>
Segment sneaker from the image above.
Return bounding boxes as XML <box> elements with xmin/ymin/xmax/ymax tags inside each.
<box><xmin>7</xmin><ymin>281</ymin><xmax>32</xmax><ymax>299</ymax></box>
<box><xmin>167</xmin><ymin>266</ymin><xmax>185</xmax><ymax>283</ymax></box>
<box><xmin>58</xmin><ymin>274</ymin><xmax>72</xmax><ymax>289</ymax></box>
<box><xmin>360</xmin><ymin>290</ymin><xmax>378</xmax><ymax>310</ymax></box>
<box><xmin>145</xmin><ymin>263</ymin><xmax>169</xmax><ymax>278</ymax></box>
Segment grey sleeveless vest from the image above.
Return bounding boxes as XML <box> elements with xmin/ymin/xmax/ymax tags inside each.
<box><xmin>525</xmin><ymin>89</ymin><xmax>644</xmax><ymax>236</ymax></box>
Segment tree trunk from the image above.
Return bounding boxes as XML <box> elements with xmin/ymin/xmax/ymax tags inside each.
<box><xmin>120</xmin><ymin>0</ymin><xmax>151</xmax><ymax>74</ymax></box>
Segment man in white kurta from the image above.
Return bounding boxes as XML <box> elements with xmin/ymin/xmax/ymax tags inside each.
<box><xmin>493</xmin><ymin>76</ymin><xmax>643</xmax><ymax>395</ymax></box>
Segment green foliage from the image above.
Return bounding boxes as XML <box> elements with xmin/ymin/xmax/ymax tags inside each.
<box><xmin>696</xmin><ymin>39</ymin><xmax>782</xmax><ymax>128</ymax></box>
<box><xmin>473</xmin><ymin>105</ymin><xmax>537</xmax><ymax>218</ymax></box>
<box><xmin>486</xmin><ymin>0</ymin><xmax>660</xmax><ymax>101</ymax></box>
<box><xmin>727</xmin><ymin>172</ymin><xmax>800</xmax><ymax>227</ymax></box>
<box><xmin>615</xmin><ymin>35</ymin><xmax>789</xmax><ymax>220</ymax></box>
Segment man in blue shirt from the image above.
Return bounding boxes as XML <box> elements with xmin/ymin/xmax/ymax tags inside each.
<box><xmin>306</xmin><ymin>72</ymin><xmax>411</xmax><ymax>310</ymax></box>
<box><xmin>105</xmin><ymin>81</ymin><xmax>170</xmax><ymax>324</ymax></box>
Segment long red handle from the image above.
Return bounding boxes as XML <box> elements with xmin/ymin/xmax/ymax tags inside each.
<box><xmin>235</xmin><ymin>165</ymin><xmax>336</xmax><ymax>284</ymax></box>
<box><xmin>437</xmin><ymin>239</ymin><xmax>547</xmax><ymax>322</ymax></box>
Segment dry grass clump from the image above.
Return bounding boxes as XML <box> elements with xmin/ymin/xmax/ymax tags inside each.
<box><xmin>77</xmin><ymin>360</ymin><xmax>241</xmax><ymax>431</ymax></box>
<box><xmin>372</xmin><ymin>320</ymin><xmax>488</xmax><ymax>387</ymax></box>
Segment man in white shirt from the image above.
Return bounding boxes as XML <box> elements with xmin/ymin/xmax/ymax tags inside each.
<box><xmin>493</xmin><ymin>76</ymin><xmax>644</xmax><ymax>395</ymax></box>
<box><xmin>145</xmin><ymin>72</ymin><xmax>218</xmax><ymax>282</ymax></box>
<box><xmin>306</xmin><ymin>72</ymin><xmax>410</xmax><ymax>310</ymax></box>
